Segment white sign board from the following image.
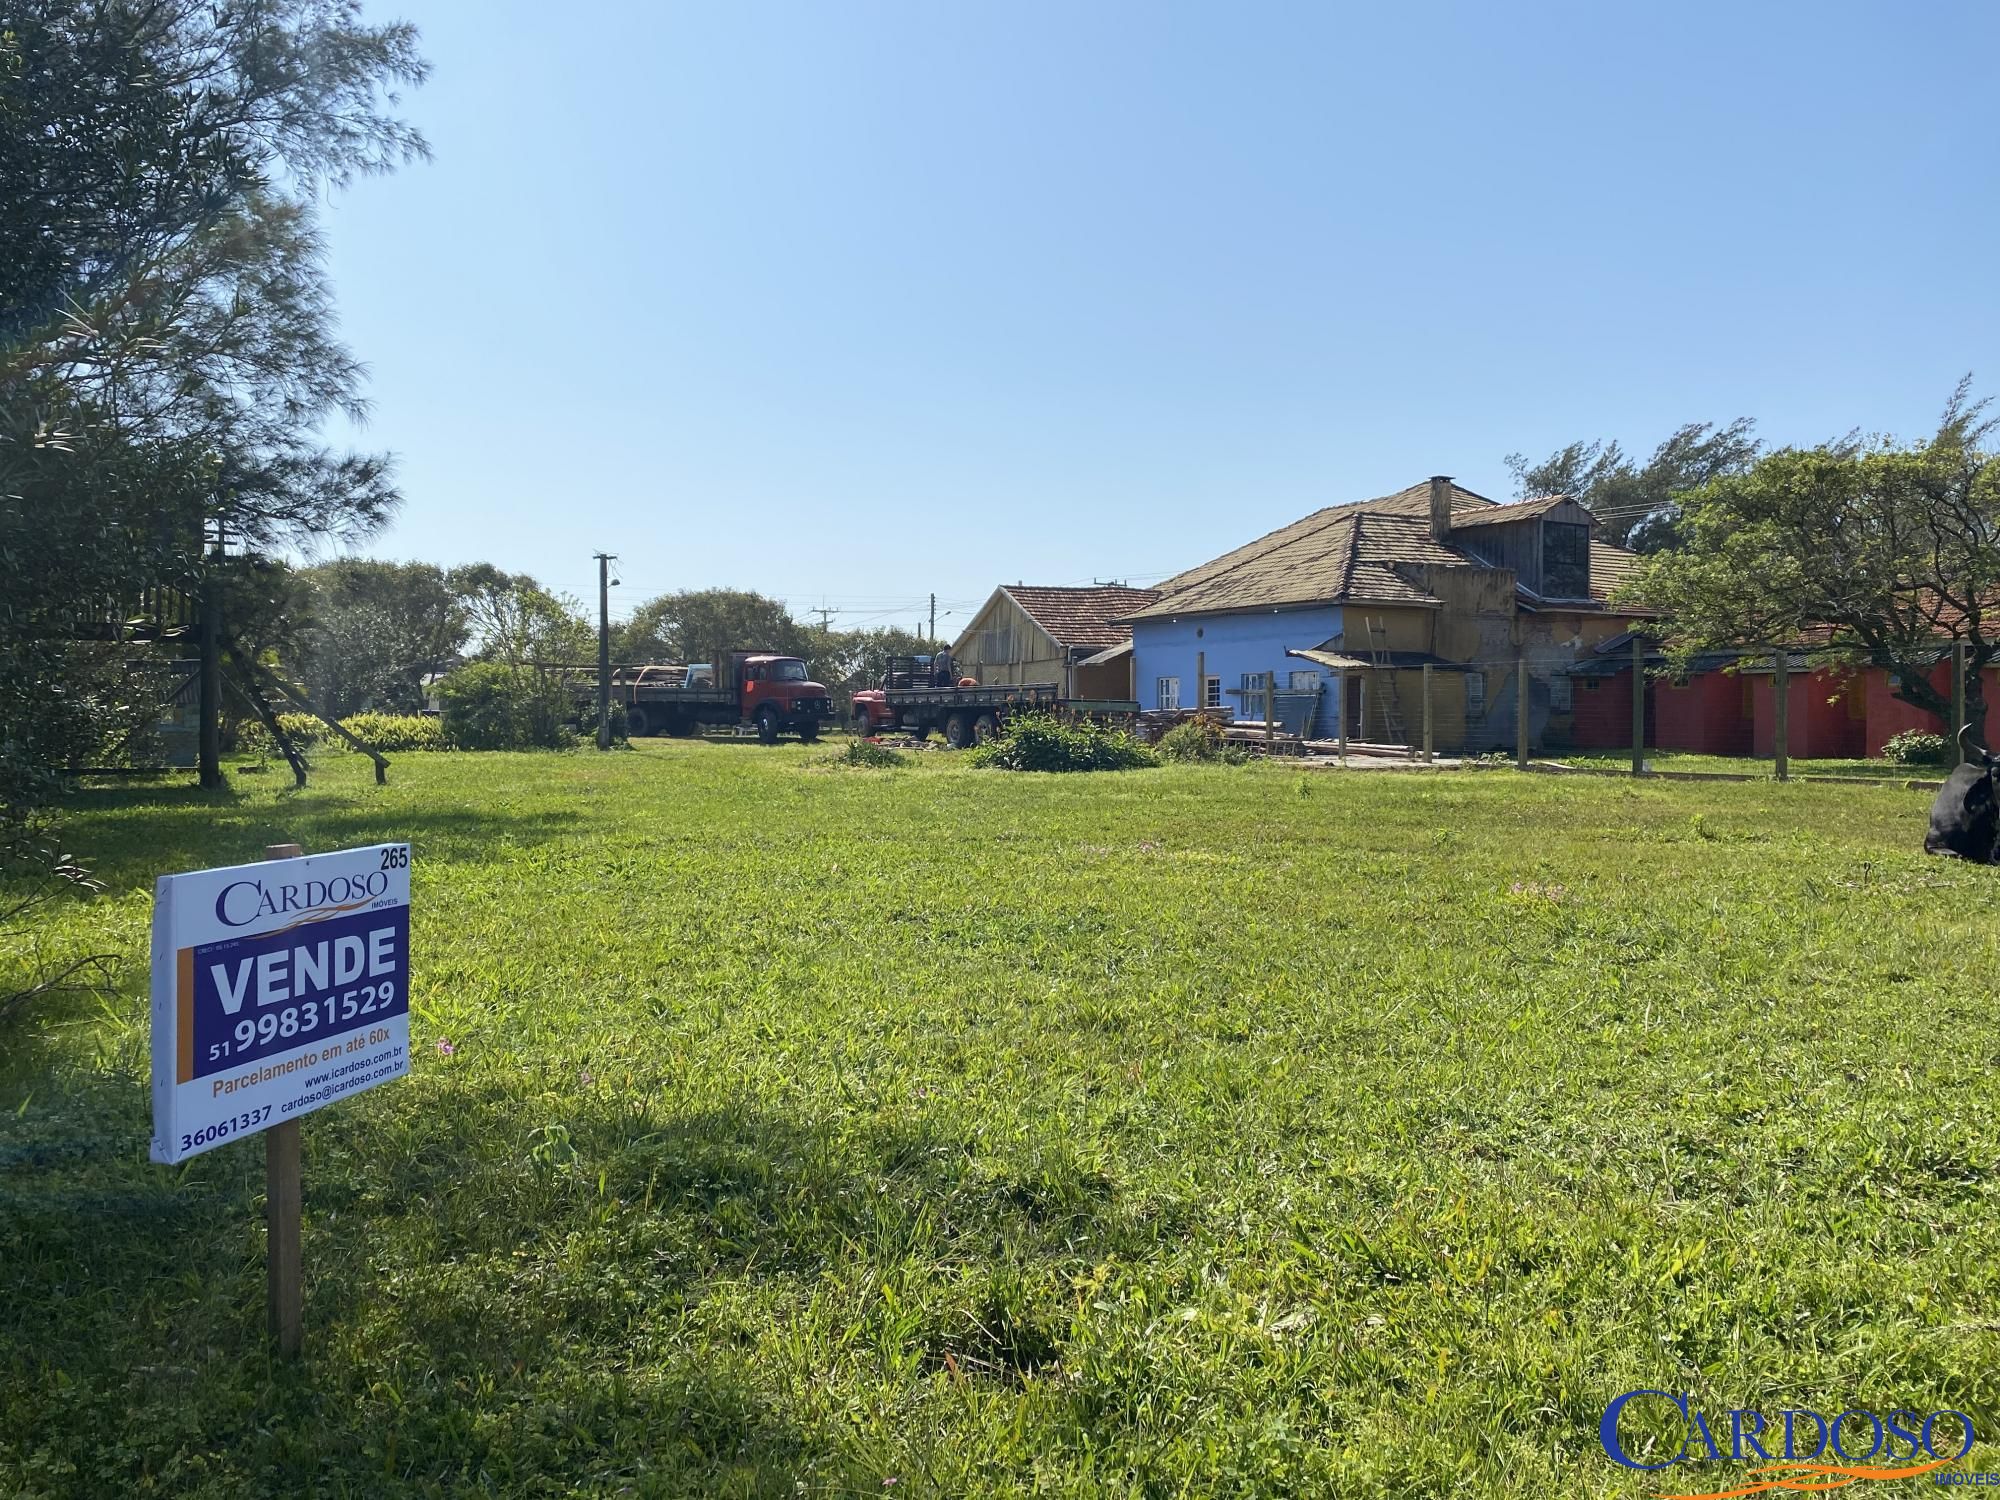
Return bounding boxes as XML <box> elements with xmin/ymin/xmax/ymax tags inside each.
<box><xmin>150</xmin><ymin>843</ymin><xmax>411</xmax><ymax>1164</ymax></box>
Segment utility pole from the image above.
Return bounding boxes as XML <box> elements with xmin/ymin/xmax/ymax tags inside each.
<box><xmin>595</xmin><ymin>552</ymin><xmax>616</xmax><ymax>750</ymax></box>
<box><xmin>810</xmin><ymin>605</ymin><xmax>836</xmax><ymax>631</ymax></box>
<box><xmin>929</xmin><ymin>593</ymin><xmax>936</xmax><ymax>644</ymax></box>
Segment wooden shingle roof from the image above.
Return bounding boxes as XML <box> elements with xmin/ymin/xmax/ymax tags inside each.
<box><xmin>1125</xmin><ymin>480</ymin><xmax>1643</xmax><ymax>620</ymax></box>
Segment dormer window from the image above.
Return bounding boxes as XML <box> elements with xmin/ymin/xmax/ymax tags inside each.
<box><xmin>1544</xmin><ymin>522</ymin><xmax>1590</xmax><ymax>597</ymax></box>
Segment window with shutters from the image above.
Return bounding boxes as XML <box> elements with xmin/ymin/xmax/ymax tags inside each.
<box><xmin>1156</xmin><ymin>677</ymin><xmax>1181</xmax><ymax>711</ymax></box>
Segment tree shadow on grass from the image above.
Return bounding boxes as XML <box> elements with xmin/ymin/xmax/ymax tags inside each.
<box><xmin>0</xmin><ymin>1066</ymin><xmax>1121</xmax><ymax>1496</ymax></box>
<box><xmin>48</xmin><ymin>799</ymin><xmax>585</xmax><ymax>898</ymax></box>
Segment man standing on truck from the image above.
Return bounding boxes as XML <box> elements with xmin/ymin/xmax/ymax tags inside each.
<box><xmin>931</xmin><ymin>646</ymin><xmax>955</xmax><ymax>686</ymax></box>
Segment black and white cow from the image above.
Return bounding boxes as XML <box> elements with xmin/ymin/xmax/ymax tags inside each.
<box><xmin>1925</xmin><ymin>726</ymin><xmax>2000</xmax><ymax>863</ymax></box>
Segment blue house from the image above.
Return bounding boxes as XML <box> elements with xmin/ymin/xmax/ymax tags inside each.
<box><xmin>1116</xmin><ymin>477</ymin><xmax>1645</xmax><ymax>750</ymax></box>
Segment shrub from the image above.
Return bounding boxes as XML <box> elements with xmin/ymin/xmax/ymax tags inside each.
<box><xmin>966</xmin><ymin>713</ymin><xmax>1157</xmax><ymax>773</ymax></box>
<box><xmin>437</xmin><ymin>664</ymin><xmax>578</xmax><ymax>750</ymax></box>
<box><xmin>837</xmin><ymin>739</ymin><xmax>906</xmax><ymax>768</ymax></box>
<box><xmin>1882</xmin><ymin>729</ymin><xmax>1950</xmax><ymax>766</ymax></box>
<box><xmin>339</xmin><ymin>712</ymin><xmax>447</xmax><ymax>753</ymax></box>
<box><xmin>239</xmin><ymin>712</ymin><xmax>450</xmax><ymax>755</ymax></box>
<box><xmin>237</xmin><ymin>712</ymin><xmax>325</xmax><ymax>754</ymax></box>
<box><xmin>1156</xmin><ymin>716</ymin><xmax>1249</xmax><ymax>764</ymax></box>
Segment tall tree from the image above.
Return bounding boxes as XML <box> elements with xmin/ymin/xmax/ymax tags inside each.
<box><xmin>611</xmin><ymin>589</ymin><xmax>808</xmax><ymax>666</ymax></box>
<box><xmin>293</xmin><ymin>560</ymin><xmax>467</xmax><ymax>716</ymax></box>
<box><xmin>1</xmin><ymin>0</ymin><xmax>426</xmax><ymax>822</ymax></box>
<box><xmin>447</xmin><ymin>565</ymin><xmax>592</xmax><ymax>667</ymax></box>
<box><xmin>1507</xmin><ymin>419</ymin><xmax>1760</xmax><ymax>551</ymax></box>
<box><xmin>1635</xmin><ymin>380</ymin><xmax>1999</xmax><ymax>742</ymax></box>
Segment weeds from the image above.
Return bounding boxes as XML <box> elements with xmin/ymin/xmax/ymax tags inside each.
<box><xmin>1156</xmin><ymin>716</ymin><xmax>1250</xmax><ymax>764</ymax></box>
<box><xmin>830</xmin><ymin>738</ymin><xmax>908</xmax><ymax>769</ymax></box>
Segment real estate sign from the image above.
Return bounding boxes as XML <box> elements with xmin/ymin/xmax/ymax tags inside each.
<box><xmin>150</xmin><ymin>844</ymin><xmax>411</xmax><ymax>1164</ymax></box>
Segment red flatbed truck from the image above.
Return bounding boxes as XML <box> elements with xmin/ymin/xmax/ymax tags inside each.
<box><xmin>850</xmin><ymin>656</ymin><xmax>1136</xmax><ymax>748</ymax></box>
<box><xmin>576</xmin><ymin>650</ymin><xmax>833</xmax><ymax>743</ymax></box>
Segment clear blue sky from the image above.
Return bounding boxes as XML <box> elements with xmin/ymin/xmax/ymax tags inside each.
<box><xmin>325</xmin><ymin>0</ymin><xmax>2000</xmax><ymax>637</ymax></box>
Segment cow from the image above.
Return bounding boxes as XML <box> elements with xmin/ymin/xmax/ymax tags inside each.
<box><xmin>1925</xmin><ymin>725</ymin><xmax>2000</xmax><ymax>863</ymax></box>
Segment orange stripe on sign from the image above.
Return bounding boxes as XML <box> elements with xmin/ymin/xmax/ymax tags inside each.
<box><xmin>176</xmin><ymin>947</ymin><xmax>195</xmax><ymax>1084</ymax></box>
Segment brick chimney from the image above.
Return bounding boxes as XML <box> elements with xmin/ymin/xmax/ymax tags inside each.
<box><xmin>1429</xmin><ymin>475</ymin><xmax>1453</xmax><ymax>542</ymax></box>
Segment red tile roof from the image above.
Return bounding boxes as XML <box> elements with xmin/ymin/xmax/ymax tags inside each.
<box><xmin>999</xmin><ymin>585</ymin><xmax>1162</xmax><ymax>649</ymax></box>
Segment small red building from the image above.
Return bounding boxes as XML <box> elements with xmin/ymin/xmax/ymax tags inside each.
<box><xmin>1743</xmin><ymin>661</ymin><xmax>1865</xmax><ymax>758</ymax></box>
<box><xmin>1565</xmin><ymin>638</ymin><xmax>1752</xmax><ymax>754</ymax></box>
<box><xmin>1655</xmin><ymin>669</ymin><xmax>1754</xmax><ymax>754</ymax></box>
<box><xmin>1568</xmin><ymin>633</ymin><xmax>1999</xmax><ymax>760</ymax></box>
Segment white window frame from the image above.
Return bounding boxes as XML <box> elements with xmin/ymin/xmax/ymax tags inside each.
<box><xmin>1203</xmin><ymin>676</ymin><xmax>1223</xmax><ymax>709</ymax></box>
<box><xmin>1240</xmin><ymin>671</ymin><xmax>1268</xmax><ymax>722</ymax></box>
<box><xmin>1288</xmin><ymin>670</ymin><xmax>1318</xmax><ymax>691</ymax></box>
<box><xmin>1156</xmin><ymin>676</ymin><xmax>1181</xmax><ymax>711</ymax></box>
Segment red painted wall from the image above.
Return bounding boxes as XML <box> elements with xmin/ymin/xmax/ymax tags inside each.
<box><xmin>1569</xmin><ymin>666</ymin><xmax>1753</xmax><ymax>754</ymax></box>
<box><xmin>1569</xmin><ymin>669</ymin><xmax>1653</xmax><ymax>749</ymax></box>
<box><xmin>1655</xmin><ymin>671</ymin><xmax>1754</xmax><ymax>754</ymax></box>
<box><xmin>1749</xmin><ymin>669</ymin><xmax>1865</xmax><ymax>758</ymax></box>
<box><xmin>1864</xmin><ymin>664</ymin><xmax>2000</xmax><ymax>755</ymax></box>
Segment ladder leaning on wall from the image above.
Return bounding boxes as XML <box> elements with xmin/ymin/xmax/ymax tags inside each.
<box><xmin>1365</xmin><ymin>616</ymin><xmax>1407</xmax><ymax>745</ymax></box>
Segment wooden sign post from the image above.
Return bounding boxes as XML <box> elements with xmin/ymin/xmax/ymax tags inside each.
<box><xmin>1264</xmin><ymin>670</ymin><xmax>1276</xmax><ymax>751</ymax></box>
<box><xmin>263</xmin><ymin>842</ymin><xmax>304</xmax><ymax>1358</ymax></box>
<box><xmin>150</xmin><ymin>838</ymin><xmax>413</xmax><ymax>1363</ymax></box>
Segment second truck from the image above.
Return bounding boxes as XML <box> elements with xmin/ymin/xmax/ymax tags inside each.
<box><xmin>586</xmin><ymin>650</ymin><xmax>833</xmax><ymax>743</ymax></box>
<box><xmin>850</xmin><ymin>655</ymin><xmax>1135</xmax><ymax>747</ymax></box>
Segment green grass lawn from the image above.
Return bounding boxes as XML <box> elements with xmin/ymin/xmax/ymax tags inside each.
<box><xmin>1554</xmin><ymin>749</ymin><xmax>1945</xmax><ymax>780</ymax></box>
<box><xmin>4</xmin><ymin>744</ymin><xmax>1999</xmax><ymax>1497</ymax></box>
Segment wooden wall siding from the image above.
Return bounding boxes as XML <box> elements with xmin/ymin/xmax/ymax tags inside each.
<box><xmin>1073</xmin><ymin>657</ymin><xmax>1133</xmax><ymax>702</ymax></box>
<box><xmin>1454</xmin><ymin>521</ymin><xmax>1543</xmax><ymax>592</ymax></box>
<box><xmin>1448</xmin><ymin>499</ymin><xmax>1594</xmax><ymax>596</ymax></box>
<box><xmin>959</xmin><ymin>592</ymin><xmax>1063</xmax><ymax>689</ymax></box>
<box><xmin>978</xmin><ymin>655</ymin><xmax>1067</xmax><ymax>689</ymax></box>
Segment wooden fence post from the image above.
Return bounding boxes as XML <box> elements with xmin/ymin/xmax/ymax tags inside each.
<box><xmin>1195</xmin><ymin>650</ymin><xmax>1205</xmax><ymax>717</ymax></box>
<box><xmin>1631</xmin><ymin>632</ymin><xmax>1646</xmax><ymax>777</ymax></box>
<box><xmin>1421</xmin><ymin>664</ymin><xmax>1434</xmax><ymax>763</ymax></box>
<box><xmin>1772</xmin><ymin>648</ymin><xmax>1790</xmax><ymax>782</ymax></box>
<box><xmin>1264</xmin><ymin>670</ymin><xmax>1275</xmax><ymax>752</ymax></box>
<box><xmin>1515</xmin><ymin>649</ymin><xmax>1529</xmax><ymax>770</ymax></box>
<box><xmin>1952</xmin><ymin>642</ymin><xmax>1968</xmax><ymax>764</ymax></box>
<box><xmin>262</xmin><ymin>842</ymin><xmax>304</xmax><ymax>1358</ymax></box>
<box><xmin>1337</xmin><ymin>669</ymin><xmax>1348</xmax><ymax>760</ymax></box>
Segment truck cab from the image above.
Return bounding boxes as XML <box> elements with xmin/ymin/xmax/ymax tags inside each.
<box><xmin>728</xmin><ymin>653</ymin><xmax>832</xmax><ymax>743</ymax></box>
